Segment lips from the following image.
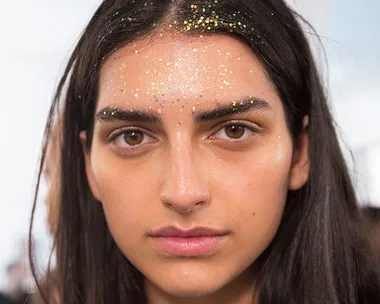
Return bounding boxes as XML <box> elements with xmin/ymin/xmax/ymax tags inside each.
<box><xmin>149</xmin><ymin>226</ymin><xmax>229</xmax><ymax>257</ymax></box>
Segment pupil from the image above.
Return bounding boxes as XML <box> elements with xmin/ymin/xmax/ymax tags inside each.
<box><xmin>124</xmin><ymin>131</ymin><xmax>143</xmax><ymax>145</ymax></box>
<box><xmin>226</xmin><ymin>125</ymin><xmax>244</xmax><ymax>138</ymax></box>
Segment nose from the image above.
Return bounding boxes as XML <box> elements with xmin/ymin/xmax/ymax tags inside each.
<box><xmin>160</xmin><ymin>144</ymin><xmax>210</xmax><ymax>214</ymax></box>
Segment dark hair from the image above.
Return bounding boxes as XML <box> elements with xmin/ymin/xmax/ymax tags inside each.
<box><xmin>29</xmin><ymin>0</ymin><xmax>380</xmax><ymax>303</ymax></box>
<box><xmin>362</xmin><ymin>206</ymin><xmax>380</xmax><ymax>225</ymax></box>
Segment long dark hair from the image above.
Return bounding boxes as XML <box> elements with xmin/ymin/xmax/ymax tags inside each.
<box><xmin>29</xmin><ymin>0</ymin><xmax>380</xmax><ymax>303</ymax></box>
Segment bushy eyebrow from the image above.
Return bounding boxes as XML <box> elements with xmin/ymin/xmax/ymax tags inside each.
<box><xmin>95</xmin><ymin>96</ymin><xmax>272</xmax><ymax>125</ymax></box>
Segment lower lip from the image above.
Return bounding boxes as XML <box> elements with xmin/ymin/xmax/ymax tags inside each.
<box><xmin>151</xmin><ymin>236</ymin><xmax>226</xmax><ymax>257</ymax></box>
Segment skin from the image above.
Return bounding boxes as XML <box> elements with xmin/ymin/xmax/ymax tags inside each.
<box><xmin>81</xmin><ymin>32</ymin><xmax>310</xmax><ymax>304</ymax></box>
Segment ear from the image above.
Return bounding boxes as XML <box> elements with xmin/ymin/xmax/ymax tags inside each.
<box><xmin>79</xmin><ymin>131</ymin><xmax>101</xmax><ymax>201</ymax></box>
<box><xmin>288</xmin><ymin>116</ymin><xmax>310</xmax><ymax>190</ymax></box>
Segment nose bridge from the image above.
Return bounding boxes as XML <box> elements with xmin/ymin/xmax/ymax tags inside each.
<box><xmin>160</xmin><ymin>137</ymin><xmax>209</xmax><ymax>213</ymax></box>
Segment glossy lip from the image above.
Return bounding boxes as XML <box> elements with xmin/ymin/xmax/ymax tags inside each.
<box><xmin>149</xmin><ymin>226</ymin><xmax>229</xmax><ymax>257</ymax></box>
<box><xmin>150</xmin><ymin>226</ymin><xmax>229</xmax><ymax>238</ymax></box>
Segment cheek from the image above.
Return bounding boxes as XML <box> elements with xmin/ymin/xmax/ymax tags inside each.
<box><xmin>88</xmin><ymin>146</ymin><xmax>159</xmax><ymax>241</ymax></box>
<box><xmin>209</xmin><ymin>139</ymin><xmax>293</xmax><ymax>235</ymax></box>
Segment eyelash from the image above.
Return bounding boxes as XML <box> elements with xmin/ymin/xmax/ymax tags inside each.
<box><xmin>108</xmin><ymin>121</ymin><xmax>260</xmax><ymax>153</ymax></box>
<box><xmin>209</xmin><ymin>121</ymin><xmax>260</xmax><ymax>143</ymax></box>
<box><xmin>109</xmin><ymin>127</ymin><xmax>157</xmax><ymax>151</ymax></box>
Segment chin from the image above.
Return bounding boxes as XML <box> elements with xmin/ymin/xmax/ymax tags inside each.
<box><xmin>160</xmin><ymin>280</ymin><xmax>222</xmax><ymax>298</ymax></box>
<box><xmin>157</xmin><ymin>266</ymin><xmax>231</xmax><ymax>297</ymax></box>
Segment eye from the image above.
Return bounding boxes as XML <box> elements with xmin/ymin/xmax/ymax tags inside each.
<box><xmin>211</xmin><ymin>123</ymin><xmax>257</xmax><ymax>141</ymax></box>
<box><xmin>112</xmin><ymin>128</ymin><xmax>156</xmax><ymax>149</ymax></box>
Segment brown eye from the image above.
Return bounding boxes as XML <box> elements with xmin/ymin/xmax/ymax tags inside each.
<box><xmin>211</xmin><ymin>122</ymin><xmax>256</xmax><ymax>142</ymax></box>
<box><xmin>123</xmin><ymin>131</ymin><xmax>144</xmax><ymax>146</ymax></box>
<box><xmin>111</xmin><ymin>128</ymin><xmax>156</xmax><ymax>152</ymax></box>
<box><xmin>224</xmin><ymin>125</ymin><xmax>245</xmax><ymax>139</ymax></box>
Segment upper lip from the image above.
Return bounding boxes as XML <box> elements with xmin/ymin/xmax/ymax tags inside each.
<box><xmin>150</xmin><ymin>226</ymin><xmax>229</xmax><ymax>238</ymax></box>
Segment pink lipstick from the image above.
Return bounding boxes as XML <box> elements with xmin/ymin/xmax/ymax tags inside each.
<box><xmin>150</xmin><ymin>226</ymin><xmax>229</xmax><ymax>257</ymax></box>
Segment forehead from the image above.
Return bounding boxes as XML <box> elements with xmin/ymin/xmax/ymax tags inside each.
<box><xmin>98</xmin><ymin>33</ymin><xmax>276</xmax><ymax>108</ymax></box>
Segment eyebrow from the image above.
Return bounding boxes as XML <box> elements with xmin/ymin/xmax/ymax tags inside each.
<box><xmin>96</xmin><ymin>107</ymin><xmax>162</xmax><ymax>124</ymax></box>
<box><xmin>95</xmin><ymin>97</ymin><xmax>272</xmax><ymax>124</ymax></box>
<box><xmin>195</xmin><ymin>97</ymin><xmax>272</xmax><ymax>122</ymax></box>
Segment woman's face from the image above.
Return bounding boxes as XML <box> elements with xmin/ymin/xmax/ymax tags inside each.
<box><xmin>82</xmin><ymin>33</ymin><xmax>309</xmax><ymax>302</ymax></box>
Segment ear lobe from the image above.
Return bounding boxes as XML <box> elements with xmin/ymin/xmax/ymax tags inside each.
<box><xmin>289</xmin><ymin>116</ymin><xmax>310</xmax><ymax>190</ymax></box>
<box><xmin>79</xmin><ymin>131</ymin><xmax>101</xmax><ymax>202</ymax></box>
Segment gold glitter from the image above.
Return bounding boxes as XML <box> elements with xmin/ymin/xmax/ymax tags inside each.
<box><xmin>144</xmin><ymin>2</ymin><xmax>147</xmax><ymax>6</ymax></box>
<box><xmin>250</xmin><ymin>100</ymin><xmax>254</xmax><ymax>104</ymax></box>
<box><xmin>159</xmin><ymin>58</ymin><xmax>163</xmax><ymax>62</ymax></box>
<box><xmin>134</xmin><ymin>50</ymin><xmax>139</xmax><ymax>54</ymax></box>
<box><xmin>184</xmin><ymin>21</ymin><xmax>188</xmax><ymax>25</ymax></box>
<box><xmin>166</xmin><ymin>62</ymin><xmax>170</xmax><ymax>66</ymax></box>
<box><xmin>173</xmin><ymin>20</ymin><xmax>177</xmax><ymax>24</ymax></box>
<box><xmin>157</xmin><ymin>109</ymin><xmax>162</xmax><ymax>114</ymax></box>
<box><xmin>169</xmin><ymin>24</ymin><xmax>172</xmax><ymax>28</ymax></box>
<box><xmin>232</xmin><ymin>101</ymin><xmax>237</xmax><ymax>107</ymax></box>
<box><xmin>200</xmin><ymin>34</ymin><xmax>204</xmax><ymax>38</ymax></box>
<box><xmin>134</xmin><ymin>93</ymin><xmax>139</xmax><ymax>98</ymax></box>
<box><xmin>193</xmin><ymin>48</ymin><xmax>198</xmax><ymax>52</ymax></box>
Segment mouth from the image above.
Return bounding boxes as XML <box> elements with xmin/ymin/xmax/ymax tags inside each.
<box><xmin>149</xmin><ymin>226</ymin><xmax>229</xmax><ymax>257</ymax></box>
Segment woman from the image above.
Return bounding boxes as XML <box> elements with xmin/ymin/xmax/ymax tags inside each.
<box><xmin>29</xmin><ymin>0</ymin><xmax>380</xmax><ymax>303</ymax></box>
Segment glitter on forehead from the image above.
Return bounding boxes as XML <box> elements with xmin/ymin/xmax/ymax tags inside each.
<box><xmin>150</xmin><ymin>1</ymin><xmax>266</xmax><ymax>46</ymax></box>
